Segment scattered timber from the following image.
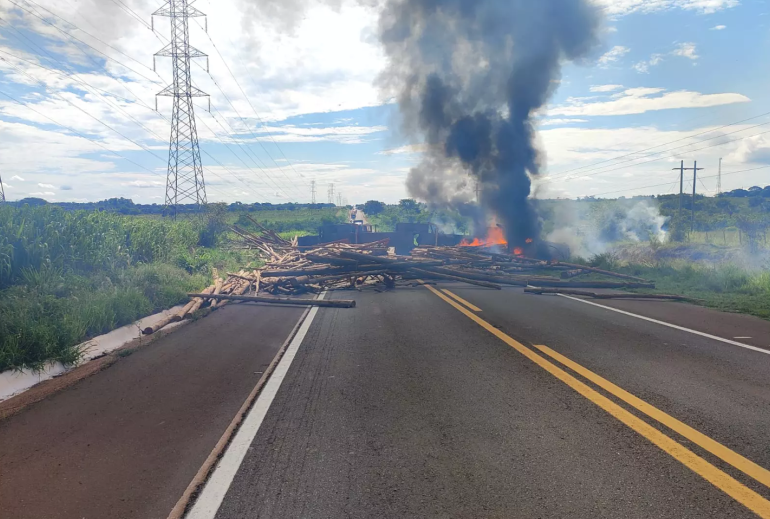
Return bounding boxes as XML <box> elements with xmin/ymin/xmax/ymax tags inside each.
<box><xmin>553</xmin><ymin>262</ymin><xmax>651</xmax><ymax>283</ymax></box>
<box><xmin>524</xmin><ymin>287</ymin><xmax>690</xmax><ymax>301</ymax></box>
<box><xmin>187</xmin><ymin>293</ymin><xmax>356</xmax><ymax>308</ymax></box>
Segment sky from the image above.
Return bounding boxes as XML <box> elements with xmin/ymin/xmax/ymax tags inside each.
<box><xmin>0</xmin><ymin>0</ymin><xmax>768</xmax><ymax>204</ymax></box>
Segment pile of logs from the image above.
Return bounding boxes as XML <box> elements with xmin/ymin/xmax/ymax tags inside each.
<box><xmin>410</xmin><ymin>245</ymin><xmax>656</xmax><ymax>290</ymax></box>
<box><xmin>144</xmin><ymin>228</ymin><xmax>665</xmax><ymax>336</ymax></box>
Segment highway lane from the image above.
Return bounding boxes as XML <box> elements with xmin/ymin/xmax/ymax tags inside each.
<box><xmin>0</xmin><ymin>304</ymin><xmax>304</xmax><ymax>519</ymax></box>
<box><xmin>204</xmin><ymin>285</ymin><xmax>770</xmax><ymax>518</ymax></box>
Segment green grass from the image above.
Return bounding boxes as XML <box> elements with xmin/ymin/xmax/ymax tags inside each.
<box><xmin>0</xmin><ymin>264</ymin><xmax>208</xmax><ymax>372</ymax></box>
<box><xmin>578</xmin><ymin>253</ymin><xmax>770</xmax><ymax>320</ymax></box>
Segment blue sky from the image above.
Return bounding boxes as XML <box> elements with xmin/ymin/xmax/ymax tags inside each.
<box><xmin>0</xmin><ymin>0</ymin><xmax>768</xmax><ymax>204</ymax></box>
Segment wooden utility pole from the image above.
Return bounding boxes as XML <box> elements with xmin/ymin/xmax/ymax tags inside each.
<box><xmin>673</xmin><ymin>161</ymin><xmax>704</xmax><ymax>233</ymax></box>
<box><xmin>674</xmin><ymin>160</ymin><xmax>684</xmax><ymax>221</ymax></box>
<box><xmin>717</xmin><ymin>158</ymin><xmax>722</xmax><ymax>194</ymax></box>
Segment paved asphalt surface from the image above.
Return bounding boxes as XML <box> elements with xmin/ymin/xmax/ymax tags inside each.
<box><xmin>214</xmin><ymin>285</ymin><xmax>770</xmax><ymax>519</ymax></box>
<box><xmin>0</xmin><ymin>304</ymin><xmax>302</xmax><ymax>519</ymax></box>
<box><xmin>2</xmin><ymin>284</ymin><xmax>770</xmax><ymax>518</ymax></box>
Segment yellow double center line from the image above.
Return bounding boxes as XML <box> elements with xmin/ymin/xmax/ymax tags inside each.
<box><xmin>422</xmin><ymin>283</ymin><xmax>770</xmax><ymax>518</ymax></box>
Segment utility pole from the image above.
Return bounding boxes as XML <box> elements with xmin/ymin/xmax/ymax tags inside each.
<box><xmin>674</xmin><ymin>160</ymin><xmax>684</xmax><ymax>221</ymax></box>
<box><xmin>691</xmin><ymin>160</ymin><xmax>703</xmax><ymax>233</ymax></box>
<box><xmin>672</xmin><ymin>160</ymin><xmax>704</xmax><ymax>233</ymax></box>
<box><xmin>310</xmin><ymin>180</ymin><xmax>316</xmax><ymax>204</ymax></box>
<box><xmin>153</xmin><ymin>0</ymin><xmax>209</xmax><ymax>217</ymax></box>
<box><xmin>0</xmin><ymin>172</ymin><xmax>5</xmax><ymax>204</ymax></box>
<box><xmin>717</xmin><ymin>158</ymin><xmax>722</xmax><ymax>195</ymax></box>
<box><xmin>474</xmin><ymin>180</ymin><xmax>480</xmax><ymax>203</ymax></box>
<box><xmin>337</xmin><ymin>192</ymin><xmax>343</xmax><ymax>207</ymax></box>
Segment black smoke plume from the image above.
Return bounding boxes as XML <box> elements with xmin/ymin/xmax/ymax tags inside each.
<box><xmin>378</xmin><ymin>0</ymin><xmax>601</xmax><ymax>247</ymax></box>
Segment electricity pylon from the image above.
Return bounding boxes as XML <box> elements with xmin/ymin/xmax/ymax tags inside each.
<box><xmin>153</xmin><ymin>0</ymin><xmax>209</xmax><ymax>216</ymax></box>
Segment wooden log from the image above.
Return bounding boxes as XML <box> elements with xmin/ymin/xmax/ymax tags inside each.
<box><xmin>261</xmin><ymin>264</ymin><xmax>383</xmax><ymax>277</ymax></box>
<box><xmin>524</xmin><ymin>287</ymin><xmax>689</xmax><ymax>300</ymax></box>
<box><xmin>339</xmin><ymin>250</ymin><xmax>443</xmax><ymax>267</ymax></box>
<box><xmin>409</xmin><ymin>268</ymin><xmax>502</xmax><ymax>290</ymax></box>
<box><xmin>287</xmin><ymin>270</ymin><xmax>389</xmax><ymax>287</ymax></box>
<box><xmin>529</xmin><ymin>280</ymin><xmax>655</xmax><ymax>289</ymax></box>
<box><xmin>227</xmin><ymin>272</ymin><xmax>257</xmax><ymax>282</ymax></box>
<box><xmin>305</xmin><ymin>254</ymin><xmax>358</xmax><ymax>266</ymax></box>
<box><xmin>174</xmin><ymin>299</ymin><xmax>196</xmax><ymax>321</ymax></box>
<box><xmin>553</xmin><ymin>262</ymin><xmax>650</xmax><ymax>283</ymax></box>
<box><xmin>142</xmin><ymin>312</ymin><xmax>178</xmax><ymax>335</ymax></box>
<box><xmin>560</xmin><ymin>269</ymin><xmax>587</xmax><ymax>279</ymax></box>
<box><xmin>422</xmin><ymin>266</ymin><xmax>528</xmax><ymax>286</ymax></box>
<box><xmin>187</xmin><ymin>293</ymin><xmax>356</xmax><ymax>308</ymax></box>
<box><xmin>185</xmin><ymin>285</ymin><xmax>215</xmax><ymax>317</ymax></box>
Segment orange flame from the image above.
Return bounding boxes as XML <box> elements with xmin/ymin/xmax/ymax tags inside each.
<box><xmin>525</xmin><ymin>238</ymin><xmax>533</xmax><ymax>244</ymax></box>
<box><xmin>513</xmin><ymin>247</ymin><xmax>523</xmax><ymax>255</ymax></box>
<box><xmin>460</xmin><ymin>226</ymin><xmax>508</xmax><ymax>247</ymax></box>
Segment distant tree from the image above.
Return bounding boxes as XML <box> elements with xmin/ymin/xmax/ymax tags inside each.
<box><xmin>730</xmin><ymin>189</ymin><xmax>750</xmax><ymax>198</ymax></box>
<box><xmin>18</xmin><ymin>197</ymin><xmax>48</xmax><ymax>207</ymax></box>
<box><xmin>363</xmin><ymin>200</ymin><xmax>386</xmax><ymax>215</ymax></box>
<box><xmin>398</xmin><ymin>198</ymin><xmax>420</xmax><ymax>213</ymax></box>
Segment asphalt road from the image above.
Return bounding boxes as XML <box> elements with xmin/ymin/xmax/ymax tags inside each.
<box><xmin>0</xmin><ymin>304</ymin><xmax>303</xmax><ymax>519</ymax></box>
<box><xmin>2</xmin><ymin>284</ymin><xmax>770</xmax><ymax>518</ymax></box>
<box><xmin>211</xmin><ymin>284</ymin><xmax>770</xmax><ymax>518</ymax></box>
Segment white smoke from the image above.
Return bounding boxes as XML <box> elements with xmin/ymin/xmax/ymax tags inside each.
<box><xmin>547</xmin><ymin>199</ymin><xmax>667</xmax><ymax>259</ymax></box>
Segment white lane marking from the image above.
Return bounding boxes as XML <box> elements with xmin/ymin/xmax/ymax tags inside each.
<box><xmin>557</xmin><ymin>294</ymin><xmax>770</xmax><ymax>356</ymax></box>
<box><xmin>187</xmin><ymin>303</ymin><xmax>322</xmax><ymax>519</ymax></box>
<box><xmin>734</xmin><ymin>337</ymin><xmax>753</xmax><ymax>339</ymax></box>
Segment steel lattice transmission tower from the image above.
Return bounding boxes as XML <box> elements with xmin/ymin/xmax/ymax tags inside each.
<box><xmin>0</xmin><ymin>173</ymin><xmax>5</xmax><ymax>204</ymax></box>
<box><xmin>153</xmin><ymin>0</ymin><xmax>210</xmax><ymax>216</ymax></box>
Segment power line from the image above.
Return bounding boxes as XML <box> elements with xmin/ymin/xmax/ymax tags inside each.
<box><xmin>192</xmin><ymin>18</ymin><xmax>308</xmax><ymax>186</ymax></box>
<box><xmin>551</xmin><ymin>119</ymin><xmax>770</xmax><ymax>184</ymax></box>
<box><xmin>5</xmin><ymin>0</ymin><xmax>163</xmax><ymax>85</ymax></box>
<box><xmin>0</xmin><ymin>25</ymin><xmax>273</xmax><ymax>203</ymax></box>
<box><xmin>580</xmin><ymin>164</ymin><xmax>770</xmax><ymax>199</ymax></box>
<box><xmin>79</xmin><ymin>0</ymin><xmax>306</xmax><ymax>202</ymax></box>
<box><xmin>544</xmin><ymin>123</ymin><xmax>770</xmax><ymax>186</ymax></box>
<box><xmin>0</xmin><ymin>88</ymin><xmax>239</xmax><ymax>200</ymax></box>
<box><xmin>547</xmin><ymin>110</ymin><xmax>770</xmax><ymax>182</ymax></box>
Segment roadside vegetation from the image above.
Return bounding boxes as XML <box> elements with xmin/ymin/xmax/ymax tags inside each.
<box><xmin>573</xmin><ymin>251</ymin><xmax>770</xmax><ymax>320</ymax></box>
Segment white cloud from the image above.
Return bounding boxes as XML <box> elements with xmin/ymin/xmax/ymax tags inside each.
<box><xmin>378</xmin><ymin>144</ymin><xmax>429</xmax><ymax>155</ymax></box>
<box><xmin>37</xmin><ymin>183</ymin><xmax>55</xmax><ymax>189</ymax></box>
<box><xmin>672</xmin><ymin>42</ymin><xmax>699</xmax><ymax>60</ymax></box>
<box><xmin>549</xmin><ymin>87</ymin><xmax>750</xmax><ymax>117</ymax></box>
<box><xmin>593</xmin><ymin>0</ymin><xmax>740</xmax><ymax>17</ymax></box>
<box><xmin>247</xmin><ymin>124</ymin><xmax>387</xmax><ymax>144</ymax></box>
<box><xmin>633</xmin><ymin>53</ymin><xmax>664</xmax><ymax>74</ymax></box>
<box><xmin>726</xmin><ymin>134</ymin><xmax>770</xmax><ymax>165</ymax></box>
<box><xmin>122</xmin><ymin>180</ymin><xmax>164</xmax><ymax>188</ymax></box>
<box><xmin>590</xmin><ymin>84</ymin><xmax>624</xmax><ymax>93</ymax></box>
<box><xmin>598</xmin><ymin>46</ymin><xmax>630</xmax><ymax>67</ymax></box>
<box><xmin>11</xmin><ymin>175</ymin><xmax>25</xmax><ymax>181</ymax></box>
<box><xmin>711</xmin><ymin>25</ymin><xmax>727</xmax><ymax>30</ymax></box>
<box><xmin>539</xmin><ymin>119</ymin><xmax>589</xmax><ymax>126</ymax></box>
<box><xmin>29</xmin><ymin>191</ymin><xmax>55</xmax><ymax>196</ymax></box>
<box><xmin>633</xmin><ymin>43</ymin><xmax>698</xmax><ymax>74</ymax></box>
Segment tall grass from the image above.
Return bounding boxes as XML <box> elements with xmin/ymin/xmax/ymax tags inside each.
<box><xmin>0</xmin><ymin>206</ymin><xmax>228</xmax><ymax>372</ymax></box>
<box><xmin>583</xmin><ymin>253</ymin><xmax>770</xmax><ymax>319</ymax></box>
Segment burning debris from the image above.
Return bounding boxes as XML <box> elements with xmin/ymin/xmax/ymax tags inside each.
<box><xmin>378</xmin><ymin>0</ymin><xmax>602</xmax><ymax>249</ymax></box>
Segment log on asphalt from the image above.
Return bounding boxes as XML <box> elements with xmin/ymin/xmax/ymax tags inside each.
<box><xmin>187</xmin><ymin>293</ymin><xmax>356</xmax><ymax>308</ymax></box>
